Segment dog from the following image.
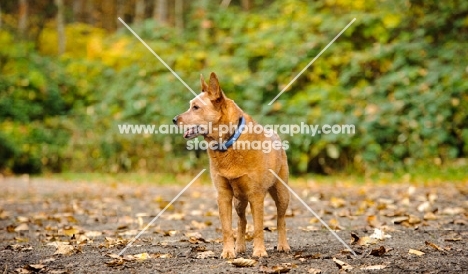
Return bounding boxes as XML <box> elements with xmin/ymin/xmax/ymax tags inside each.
<box><xmin>173</xmin><ymin>72</ymin><xmax>290</xmax><ymax>258</ymax></box>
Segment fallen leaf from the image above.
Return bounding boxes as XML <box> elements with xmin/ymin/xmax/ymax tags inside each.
<box><xmin>15</xmin><ymin>268</ymin><xmax>31</xmax><ymax>274</ymax></box>
<box><xmin>6</xmin><ymin>244</ymin><xmax>32</xmax><ymax>252</ymax></box>
<box><xmin>360</xmin><ymin>265</ymin><xmax>387</xmax><ymax>270</ymax></box>
<box><xmin>366</xmin><ymin>215</ymin><xmax>380</xmax><ymax>228</ymax></box>
<box><xmin>117</xmin><ymin>225</ymin><xmax>128</xmax><ymax>230</ymax></box>
<box><xmin>359</xmin><ymin>236</ymin><xmax>375</xmax><ymax>246</ymax></box>
<box><xmin>48</xmin><ymin>270</ymin><xmax>70</xmax><ymax>274</ymax></box>
<box><xmin>417</xmin><ymin>201</ymin><xmax>431</xmax><ymax>212</ymax></box>
<box><xmin>6</xmin><ymin>224</ymin><xmax>16</xmax><ymax>233</ymax></box>
<box><xmin>408</xmin><ymin>215</ymin><xmax>421</xmax><ymax>225</ymax></box>
<box><xmin>196</xmin><ymin>250</ymin><xmax>215</xmax><ymax>259</ymax></box>
<box><xmin>350</xmin><ymin>233</ymin><xmax>376</xmax><ymax>246</ymax></box>
<box><xmin>442</xmin><ymin>207</ymin><xmax>465</xmax><ymax>215</ymax></box>
<box><xmin>56</xmin><ymin>244</ymin><xmax>74</xmax><ymax>255</ymax></box>
<box><xmin>328</xmin><ymin>218</ymin><xmax>344</xmax><ymax>230</ymax></box>
<box><xmin>330</xmin><ymin>197</ymin><xmax>346</xmax><ymax>208</ymax></box>
<box><xmin>152</xmin><ymin>253</ymin><xmax>172</xmax><ymax>258</ymax></box>
<box><xmin>165</xmin><ymin>212</ymin><xmax>185</xmax><ymax>220</ymax></box>
<box><xmin>17</xmin><ymin>216</ymin><xmax>29</xmax><ymax>223</ymax></box>
<box><xmin>408</xmin><ymin>186</ymin><xmax>416</xmax><ymax>196</ymax></box>
<box><xmin>118</xmin><ymin>229</ymin><xmax>139</xmax><ymax>236</ymax></box>
<box><xmin>188</xmin><ymin>236</ymin><xmax>207</xmax><ymax>244</ymax></box>
<box><xmin>350</xmin><ymin>233</ymin><xmax>360</xmax><ymax>244</ymax></box>
<box><xmin>370</xmin><ymin>228</ymin><xmax>391</xmax><ymax>240</ymax></box>
<box><xmin>191</xmin><ymin>245</ymin><xmax>206</xmax><ymax>252</ymax></box>
<box><xmin>294</xmin><ymin>251</ymin><xmax>321</xmax><ymax>260</ymax></box>
<box><xmin>408</xmin><ymin>249</ymin><xmax>425</xmax><ymax>256</ymax></box>
<box><xmin>333</xmin><ymin>257</ymin><xmax>353</xmax><ymax>271</ymax></box>
<box><xmin>259</xmin><ymin>265</ymin><xmax>291</xmax><ymax>273</ymax></box>
<box><xmin>14</xmin><ymin>237</ymin><xmax>29</xmax><ymax>243</ymax></box>
<box><xmin>84</xmin><ymin>230</ymin><xmax>102</xmax><ymax>237</ymax></box>
<box><xmin>370</xmin><ymin>246</ymin><xmax>387</xmax><ymax>257</ymax></box>
<box><xmin>191</xmin><ymin>220</ymin><xmax>208</xmax><ymax>230</ymax></box>
<box><xmin>48</xmin><ymin>242</ymin><xmax>74</xmax><ymax>255</ymax></box>
<box><xmin>453</xmin><ymin>219</ymin><xmax>468</xmax><ymax>226</ymax></box>
<box><xmin>444</xmin><ymin>237</ymin><xmax>462</xmax><ymax>242</ymax></box>
<box><xmin>41</xmin><ymin>258</ymin><xmax>56</xmax><ymax>263</ymax></box>
<box><xmin>308</xmin><ymin>268</ymin><xmax>322</xmax><ymax>274</ymax></box>
<box><xmin>185</xmin><ymin>231</ymin><xmax>202</xmax><ymax>238</ymax></box>
<box><xmin>14</xmin><ymin>223</ymin><xmax>29</xmax><ymax>231</ymax></box>
<box><xmin>75</xmin><ymin>235</ymin><xmax>90</xmax><ymax>245</ymax></box>
<box><xmin>122</xmin><ymin>255</ymin><xmax>136</xmax><ymax>261</ymax></box>
<box><xmin>423</xmin><ymin>212</ymin><xmax>438</xmax><ymax>220</ymax></box>
<box><xmin>425</xmin><ymin>241</ymin><xmax>446</xmax><ymax>252</ymax></box>
<box><xmin>340</xmin><ymin>249</ymin><xmax>360</xmax><ymax>255</ymax></box>
<box><xmin>105</xmin><ymin>258</ymin><xmax>124</xmax><ymax>267</ymax></box>
<box><xmin>60</xmin><ymin>227</ymin><xmax>79</xmax><ymax>236</ymax></box>
<box><xmin>162</xmin><ymin>230</ymin><xmax>177</xmax><ymax>236</ymax></box>
<box><xmin>0</xmin><ymin>209</ymin><xmax>10</xmax><ymax>219</ymax></box>
<box><xmin>231</xmin><ymin>258</ymin><xmax>257</xmax><ymax>267</ymax></box>
<box><xmin>392</xmin><ymin>216</ymin><xmax>409</xmax><ymax>224</ymax></box>
<box><xmin>133</xmin><ymin>252</ymin><xmax>150</xmax><ymax>260</ymax></box>
<box><xmin>100</xmin><ymin>237</ymin><xmax>127</xmax><ymax>248</ymax></box>
<box><xmin>25</xmin><ymin>264</ymin><xmax>45</xmax><ymax>271</ymax></box>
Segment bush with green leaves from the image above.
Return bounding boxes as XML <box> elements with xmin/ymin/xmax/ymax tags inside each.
<box><xmin>1</xmin><ymin>0</ymin><xmax>467</xmax><ymax>175</ymax></box>
<box><xmin>0</xmin><ymin>31</ymin><xmax>102</xmax><ymax>173</ymax></box>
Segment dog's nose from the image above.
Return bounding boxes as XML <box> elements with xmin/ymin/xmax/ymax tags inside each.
<box><xmin>172</xmin><ymin>115</ymin><xmax>178</xmax><ymax>125</ymax></box>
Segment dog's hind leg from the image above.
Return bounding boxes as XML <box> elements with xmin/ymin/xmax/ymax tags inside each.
<box><xmin>234</xmin><ymin>197</ymin><xmax>248</xmax><ymax>254</ymax></box>
<box><xmin>268</xmin><ymin>165</ymin><xmax>291</xmax><ymax>253</ymax></box>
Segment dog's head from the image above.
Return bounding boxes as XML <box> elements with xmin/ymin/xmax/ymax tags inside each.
<box><xmin>173</xmin><ymin>72</ymin><xmax>226</xmax><ymax>139</ymax></box>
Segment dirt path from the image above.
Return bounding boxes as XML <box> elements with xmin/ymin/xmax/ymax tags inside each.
<box><xmin>1</xmin><ymin>177</ymin><xmax>467</xmax><ymax>273</ymax></box>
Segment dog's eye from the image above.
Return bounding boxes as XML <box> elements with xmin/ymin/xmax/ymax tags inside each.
<box><xmin>192</xmin><ymin>105</ymin><xmax>200</xmax><ymax>110</ymax></box>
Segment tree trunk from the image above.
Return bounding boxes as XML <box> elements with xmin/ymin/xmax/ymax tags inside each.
<box><xmin>199</xmin><ymin>0</ymin><xmax>208</xmax><ymax>44</ymax></box>
<box><xmin>175</xmin><ymin>0</ymin><xmax>183</xmax><ymax>30</ymax></box>
<box><xmin>55</xmin><ymin>0</ymin><xmax>66</xmax><ymax>55</ymax></box>
<box><xmin>154</xmin><ymin>0</ymin><xmax>168</xmax><ymax>25</ymax></box>
<box><xmin>73</xmin><ymin>0</ymin><xmax>83</xmax><ymax>22</ymax></box>
<box><xmin>85</xmin><ymin>0</ymin><xmax>95</xmax><ymax>25</ymax></box>
<box><xmin>18</xmin><ymin>0</ymin><xmax>28</xmax><ymax>38</ymax></box>
<box><xmin>0</xmin><ymin>3</ymin><xmax>2</xmax><ymax>29</ymax></box>
<box><xmin>102</xmin><ymin>0</ymin><xmax>116</xmax><ymax>31</ymax></box>
<box><xmin>116</xmin><ymin>0</ymin><xmax>127</xmax><ymax>28</ymax></box>
<box><xmin>220</xmin><ymin>0</ymin><xmax>232</xmax><ymax>9</ymax></box>
<box><xmin>134</xmin><ymin>0</ymin><xmax>145</xmax><ymax>24</ymax></box>
<box><xmin>241</xmin><ymin>0</ymin><xmax>251</xmax><ymax>11</ymax></box>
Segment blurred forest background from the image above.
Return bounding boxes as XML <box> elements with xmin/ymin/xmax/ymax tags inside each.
<box><xmin>0</xmin><ymin>0</ymin><xmax>467</xmax><ymax>177</ymax></box>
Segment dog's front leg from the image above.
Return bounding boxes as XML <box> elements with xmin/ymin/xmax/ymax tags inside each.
<box><xmin>216</xmin><ymin>179</ymin><xmax>236</xmax><ymax>259</ymax></box>
<box><xmin>250</xmin><ymin>195</ymin><xmax>268</xmax><ymax>257</ymax></box>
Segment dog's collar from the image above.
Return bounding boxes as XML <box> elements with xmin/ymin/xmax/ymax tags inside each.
<box><xmin>219</xmin><ymin>116</ymin><xmax>245</xmax><ymax>151</ymax></box>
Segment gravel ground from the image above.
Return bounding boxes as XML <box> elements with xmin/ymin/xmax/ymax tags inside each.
<box><xmin>1</xmin><ymin>176</ymin><xmax>467</xmax><ymax>273</ymax></box>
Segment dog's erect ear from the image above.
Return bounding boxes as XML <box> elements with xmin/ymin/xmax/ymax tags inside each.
<box><xmin>207</xmin><ymin>72</ymin><xmax>224</xmax><ymax>102</ymax></box>
<box><xmin>200</xmin><ymin>74</ymin><xmax>209</xmax><ymax>92</ymax></box>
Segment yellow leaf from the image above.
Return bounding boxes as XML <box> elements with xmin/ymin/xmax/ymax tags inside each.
<box><xmin>14</xmin><ymin>223</ymin><xmax>29</xmax><ymax>232</ymax></box>
<box><xmin>408</xmin><ymin>249</ymin><xmax>424</xmax><ymax>256</ymax></box>
<box><xmin>231</xmin><ymin>258</ymin><xmax>257</xmax><ymax>267</ymax></box>
<box><xmin>383</xmin><ymin>13</ymin><xmax>401</xmax><ymax>28</ymax></box>
<box><xmin>133</xmin><ymin>252</ymin><xmax>150</xmax><ymax>261</ymax></box>
<box><xmin>61</xmin><ymin>227</ymin><xmax>79</xmax><ymax>236</ymax></box>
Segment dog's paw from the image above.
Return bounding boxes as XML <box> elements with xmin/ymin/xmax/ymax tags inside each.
<box><xmin>252</xmin><ymin>248</ymin><xmax>268</xmax><ymax>258</ymax></box>
<box><xmin>277</xmin><ymin>243</ymin><xmax>291</xmax><ymax>253</ymax></box>
<box><xmin>221</xmin><ymin>249</ymin><xmax>236</xmax><ymax>259</ymax></box>
<box><xmin>235</xmin><ymin>243</ymin><xmax>246</xmax><ymax>254</ymax></box>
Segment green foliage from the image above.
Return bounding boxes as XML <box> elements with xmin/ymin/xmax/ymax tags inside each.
<box><xmin>0</xmin><ymin>30</ymin><xmax>100</xmax><ymax>173</ymax></box>
<box><xmin>1</xmin><ymin>0</ymin><xmax>467</xmax><ymax>175</ymax></box>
